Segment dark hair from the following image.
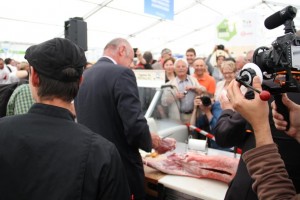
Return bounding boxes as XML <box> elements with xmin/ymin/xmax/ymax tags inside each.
<box><xmin>163</xmin><ymin>57</ymin><xmax>175</xmax><ymax>68</ymax></box>
<box><xmin>4</xmin><ymin>58</ymin><xmax>12</xmax><ymax>65</ymax></box>
<box><xmin>36</xmin><ymin>68</ymin><xmax>80</xmax><ymax>102</ymax></box>
<box><xmin>216</xmin><ymin>55</ymin><xmax>225</xmax><ymax>62</ymax></box>
<box><xmin>161</xmin><ymin>48</ymin><xmax>172</xmax><ymax>56</ymax></box>
<box><xmin>143</xmin><ymin>51</ymin><xmax>153</xmax><ymax>64</ymax></box>
<box><xmin>186</xmin><ymin>48</ymin><xmax>196</xmax><ymax>55</ymax></box>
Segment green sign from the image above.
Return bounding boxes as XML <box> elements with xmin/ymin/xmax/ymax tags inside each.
<box><xmin>0</xmin><ymin>49</ymin><xmax>25</xmax><ymax>54</ymax></box>
<box><xmin>217</xmin><ymin>19</ymin><xmax>237</xmax><ymax>41</ymax></box>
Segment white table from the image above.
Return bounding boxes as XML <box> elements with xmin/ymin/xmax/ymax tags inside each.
<box><xmin>156</xmin><ymin>142</ymin><xmax>239</xmax><ymax>200</ymax></box>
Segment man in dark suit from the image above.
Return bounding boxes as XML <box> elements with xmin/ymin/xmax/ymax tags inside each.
<box><xmin>75</xmin><ymin>38</ymin><xmax>175</xmax><ymax>200</ymax></box>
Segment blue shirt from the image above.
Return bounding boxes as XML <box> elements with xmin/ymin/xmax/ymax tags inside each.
<box><xmin>196</xmin><ymin>101</ymin><xmax>232</xmax><ymax>152</ymax></box>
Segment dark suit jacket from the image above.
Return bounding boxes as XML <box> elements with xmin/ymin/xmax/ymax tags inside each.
<box><xmin>75</xmin><ymin>57</ymin><xmax>152</xmax><ymax>199</ymax></box>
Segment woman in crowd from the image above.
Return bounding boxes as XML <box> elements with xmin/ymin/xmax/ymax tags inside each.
<box><xmin>214</xmin><ymin>60</ymin><xmax>247</xmax><ymax>101</ymax></box>
<box><xmin>163</xmin><ymin>57</ymin><xmax>176</xmax><ymax>82</ymax></box>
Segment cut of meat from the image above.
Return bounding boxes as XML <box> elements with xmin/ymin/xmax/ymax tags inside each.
<box><xmin>143</xmin><ymin>152</ymin><xmax>239</xmax><ymax>183</ymax></box>
<box><xmin>155</xmin><ymin>138</ymin><xmax>176</xmax><ymax>154</ymax></box>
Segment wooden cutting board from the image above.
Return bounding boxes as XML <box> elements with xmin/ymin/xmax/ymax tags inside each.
<box><xmin>144</xmin><ymin>165</ymin><xmax>165</xmax><ymax>198</ymax></box>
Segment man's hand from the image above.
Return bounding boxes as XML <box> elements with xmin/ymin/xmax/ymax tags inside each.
<box><xmin>271</xmin><ymin>94</ymin><xmax>300</xmax><ymax>143</ymax></box>
<box><xmin>219</xmin><ymin>90</ymin><xmax>233</xmax><ymax>110</ymax></box>
<box><xmin>151</xmin><ymin>133</ymin><xmax>176</xmax><ymax>154</ymax></box>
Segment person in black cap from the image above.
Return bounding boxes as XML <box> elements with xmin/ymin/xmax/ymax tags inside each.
<box><xmin>0</xmin><ymin>38</ymin><xmax>130</xmax><ymax>200</ymax></box>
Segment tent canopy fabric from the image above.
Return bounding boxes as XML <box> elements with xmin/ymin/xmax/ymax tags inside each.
<box><xmin>1</xmin><ymin>0</ymin><xmax>300</xmax><ymax>61</ymax></box>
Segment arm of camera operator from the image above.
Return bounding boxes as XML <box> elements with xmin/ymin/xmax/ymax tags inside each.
<box><xmin>271</xmin><ymin>94</ymin><xmax>300</xmax><ymax>143</ymax></box>
<box><xmin>227</xmin><ymin>76</ymin><xmax>272</xmax><ymax>146</ymax></box>
<box><xmin>227</xmin><ymin>76</ymin><xmax>298</xmax><ymax>200</ymax></box>
<box><xmin>189</xmin><ymin>97</ymin><xmax>200</xmax><ymax>129</ymax></box>
<box><xmin>190</xmin><ymin>96</ymin><xmax>215</xmax><ymax>127</ymax></box>
<box><xmin>219</xmin><ymin>90</ymin><xmax>234</xmax><ymax>110</ymax></box>
<box><xmin>136</xmin><ymin>49</ymin><xmax>146</xmax><ymax>65</ymax></box>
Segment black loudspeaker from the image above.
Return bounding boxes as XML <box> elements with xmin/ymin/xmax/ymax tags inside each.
<box><xmin>64</xmin><ymin>17</ymin><xmax>87</xmax><ymax>51</ymax></box>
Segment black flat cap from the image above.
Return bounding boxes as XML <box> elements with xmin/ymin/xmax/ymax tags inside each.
<box><xmin>25</xmin><ymin>38</ymin><xmax>86</xmax><ymax>82</ymax></box>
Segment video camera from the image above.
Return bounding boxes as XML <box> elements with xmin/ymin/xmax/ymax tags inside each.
<box><xmin>200</xmin><ymin>96</ymin><xmax>212</xmax><ymax>107</ymax></box>
<box><xmin>236</xmin><ymin>6</ymin><xmax>300</xmax><ymax>130</ymax></box>
<box><xmin>253</xmin><ymin>5</ymin><xmax>300</xmax><ymax>95</ymax></box>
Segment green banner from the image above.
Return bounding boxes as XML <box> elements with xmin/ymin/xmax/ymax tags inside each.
<box><xmin>217</xmin><ymin>19</ymin><xmax>237</xmax><ymax>41</ymax></box>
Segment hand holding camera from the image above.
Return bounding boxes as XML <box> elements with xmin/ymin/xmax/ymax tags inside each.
<box><xmin>194</xmin><ymin>95</ymin><xmax>212</xmax><ymax>109</ymax></box>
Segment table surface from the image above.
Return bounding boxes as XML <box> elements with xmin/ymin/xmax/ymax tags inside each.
<box><xmin>143</xmin><ymin>142</ymin><xmax>239</xmax><ymax>200</ymax></box>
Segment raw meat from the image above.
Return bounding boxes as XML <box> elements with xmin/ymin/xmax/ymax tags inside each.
<box><xmin>143</xmin><ymin>152</ymin><xmax>238</xmax><ymax>183</ymax></box>
<box><xmin>154</xmin><ymin>138</ymin><xmax>176</xmax><ymax>154</ymax></box>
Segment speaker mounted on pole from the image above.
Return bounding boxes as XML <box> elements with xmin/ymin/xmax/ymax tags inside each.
<box><xmin>64</xmin><ymin>17</ymin><xmax>87</xmax><ymax>51</ymax></box>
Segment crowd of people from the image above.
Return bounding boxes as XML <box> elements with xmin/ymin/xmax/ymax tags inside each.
<box><xmin>0</xmin><ymin>38</ymin><xmax>300</xmax><ymax>200</ymax></box>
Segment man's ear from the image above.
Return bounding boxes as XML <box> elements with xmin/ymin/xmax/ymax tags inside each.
<box><xmin>119</xmin><ymin>45</ymin><xmax>126</xmax><ymax>56</ymax></box>
<box><xmin>30</xmin><ymin>67</ymin><xmax>39</xmax><ymax>87</ymax></box>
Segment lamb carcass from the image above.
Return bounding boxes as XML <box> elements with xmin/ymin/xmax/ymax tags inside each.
<box><xmin>143</xmin><ymin>152</ymin><xmax>238</xmax><ymax>183</ymax></box>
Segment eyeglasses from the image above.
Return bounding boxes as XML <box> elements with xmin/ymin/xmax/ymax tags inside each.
<box><xmin>222</xmin><ymin>71</ymin><xmax>235</xmax><ymax>75</ymax></box>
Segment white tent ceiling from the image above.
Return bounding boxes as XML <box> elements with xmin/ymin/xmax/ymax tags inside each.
<box><xmin>1</xmin><ymin>0</ymin><xmax>300</xmax><ymax>61</ymax></box>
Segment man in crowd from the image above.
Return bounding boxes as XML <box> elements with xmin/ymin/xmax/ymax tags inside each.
<box><xmin>185</xmin><ymin>48</ymin><xmax>196</xmax><ymax>75</ymax></box>
<box><xmin>152</xmin><ymin>48</ymin><xmax>172</xmax><ymax>70</ymax></box>
<box><xmin>0</xmin><ymin>38</ymin><xmax>130</xmax><ymax>199</ymax></box>
<box><xmin>75</xmin><ymin>38</ymin><xmax>175</xmax><ymax>200</ymax></box>
<box><xmin>192</xmin><ymin>57</ymin><xmax>216</xmax><ymax>95</ymax></box>
<box><xmin>0</xmin><ymin>58</ymin><xmax>29</xmax><ymax>84</ymax></box>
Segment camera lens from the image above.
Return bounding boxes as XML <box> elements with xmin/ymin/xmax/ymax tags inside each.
<box><xmin>217</xmin><ymin>44</ymin><xmax>224</xmax><ymax>50</ymax></box>
<box><xmin>200</xmin><ymin>96</ymin><xmax>212</xmax><ymax>107</ymax></box>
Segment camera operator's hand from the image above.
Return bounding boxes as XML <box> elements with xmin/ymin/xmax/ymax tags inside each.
<box><xmin>213</xmin><ymin>45</ymin><xmax>218</xmax><ymax>52</ymax></box>
<box><xmin>227</xmin><ymin>76</ymin><xmax>272</xmax><ymax>147</ymax></box>
<box><xmin>224</xmin><ymin>48</ymin><xmax>229</xmax><ymax>54</ymax></box>
<box><xmin>271</xmin><ymin>94</ymin><xmax>300</xmax><ymax>143</ymax></box>
<box><xmin>219</xmin><ymin>90</ymin><xmax>234</xmax><ymax>110</ymax></box>
<box><xmin>194</xmin><ymin>96</ymin><xmax>201</xmax><ymax>108</ymax></box>
<box><xmin>193</xmin><ymin>96</ymin><xmax>213</xmax><ymax>121</ymax></box>
<box><xmin>136</xmin><ymin>49</ymin><xmax>146</xmax><ymax>65</ymax></box>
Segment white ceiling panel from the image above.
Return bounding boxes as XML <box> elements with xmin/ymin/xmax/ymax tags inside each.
<box><xmin>1</xmin><ymin>0</ymin><xmax>300</xmax><ymax>61</ymax></box>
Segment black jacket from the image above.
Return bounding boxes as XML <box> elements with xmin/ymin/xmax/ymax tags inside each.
<box><xmin>0</xmin><ymin>103</ymin><xmax>130</xmax><ymax>200</ymax></box>
<box><xmin>75</xmin><ymin>57</ymin><xmax>152</xmax><ymax>199</ymax></box>
<box><xmin>214</xmin><ymin>93</ymin><xmax>300</xmax><ymax>200</ymax></box>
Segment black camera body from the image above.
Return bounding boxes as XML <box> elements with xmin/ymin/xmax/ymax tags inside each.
<box><xmin>200</xmin><ymin>96</ymin><xmax>212</xmax><ymax>107</ymax></box>
<box><xmin>254</xmin><ymin>33</ymin><xmax>300</xmax><ymax>74</ymax></box>
<box><xmin>133</xmin><ymin>48</ymin><xmax>138</xmax><ymax>58</ymax></box>
<box><xmin>217</xmin><ymin>44</ymin><xmax>224</xmax><ymax>50</ymax></box>
<box><xmin>253</xmin><ymin>5</ymin><xmax>300</xmax><ymax>94</ymax></box>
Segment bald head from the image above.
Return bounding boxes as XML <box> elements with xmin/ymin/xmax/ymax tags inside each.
<box><xmin>246</xmin><ymin>50</ymin><xmax>254</xmax><ymax>63</ymax></box>
<box><xmin>235</xmin><ymin>55</ymin><xmax>246</xmax><ymax>70</ymax></box>
<box><xmin>103</xmin><ymin>38</ymin><xmax>134</xmax><ymax>67</ymax></box>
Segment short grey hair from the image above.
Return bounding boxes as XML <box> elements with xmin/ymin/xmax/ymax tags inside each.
<box><xmin>174</xmin><ymin>58</ymin><xmax>188</xmax><ymax>67</ymax></box>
